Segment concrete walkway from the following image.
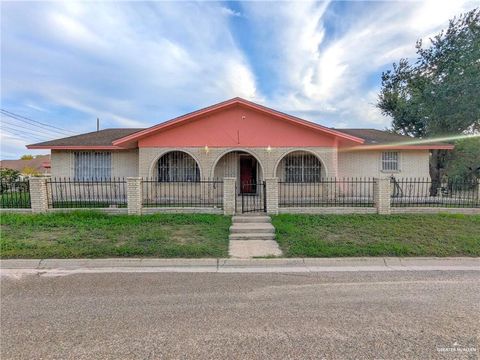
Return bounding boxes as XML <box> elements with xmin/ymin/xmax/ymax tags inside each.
<box><xmin>228</xmin><ymin>215</ymin><xmax>282</xmax><ymax>258</ymax></box>
<box><xmin>1</xmin><ymin>257</ymin><xmax>478</xmax><ymax>276</ymax></box>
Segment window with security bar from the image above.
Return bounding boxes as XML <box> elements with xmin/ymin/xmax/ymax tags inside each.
<box><xmin>74</xmin><ymin>151</ymin><xmax>112</xmax><ymax>180</ymax></box>
<box><xmin>284</xmin><ymin>152</ymin><xmax>321</xmax><ymax>182</ymax></box>
<box><xmin>381</xmin><ymin>151</ymin><xmax>399</xmax><ymax>171</ymax></box>
<box><xmin>158</xmin><ymin>151</ymin><xmax>200</xmax><ymax>182</ymax></box>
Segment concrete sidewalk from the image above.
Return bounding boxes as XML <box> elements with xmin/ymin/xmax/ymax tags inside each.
<box><xmin>1</xmin><ymin>257</ymin><xmax>478</xmax><ymax>275</ymax></box>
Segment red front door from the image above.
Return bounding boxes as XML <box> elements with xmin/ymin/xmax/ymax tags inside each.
<box><xmin>240</xmin><ymin>157</ymin><xmax>256</xmax><ymax>193</ymax></box>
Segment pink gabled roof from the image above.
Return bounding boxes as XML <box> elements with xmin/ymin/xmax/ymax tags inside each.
<box><xmin>112</xmin><ymin>97</ymin><xmax>365</xmax><ymax>146</ymax></box>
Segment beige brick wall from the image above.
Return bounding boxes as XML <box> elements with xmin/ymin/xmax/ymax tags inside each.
<box><xmin>338</xmin><ymin>150</ymin><xmax>430</xmax><ymax>179</ymax></box>
<box><xmin>139</xmin><ymin>147</ymin><xmax>337</xmax><ymax>179</ymax></box>
<box><xmin>50</xmin><ymin>150</ymin><xmax>139</xmax><ymax>178</ymax></box>
<box><xmin>50</xmin><ymin>148</ymin><xmax>430</xmax><ymax>181</ymax></box>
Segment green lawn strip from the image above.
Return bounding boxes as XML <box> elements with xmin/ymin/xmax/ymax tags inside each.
<box><xmin>272</xmin><ymin>213</ymin><xmax>480</xmax><ymax>257</ymax></box>
<box><xmin>0</xmin><ymin>211</ymin><xmax>230</xmax><ymax>258</ymax></box>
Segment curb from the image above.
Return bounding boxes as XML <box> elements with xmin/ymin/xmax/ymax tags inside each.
<box><xmin>1</xmin><ymin>257</ymin><xmax>479</xmax><ymax>273</ymax></box>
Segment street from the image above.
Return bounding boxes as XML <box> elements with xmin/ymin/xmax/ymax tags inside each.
<box><xmin>1</xmin><ymin>270</ymin><xmax>479</xmax><ymax>359</ymax></box>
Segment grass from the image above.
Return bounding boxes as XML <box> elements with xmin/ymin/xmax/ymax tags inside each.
<box><xmin>272</xmin><ymin>213</ymin><xmax>480</xmax><ymax>257</ymax></box>
<box><xmin>0</xmin><ymin>211</ymin><xmax>230</xmax><ymax>258</ymax></box>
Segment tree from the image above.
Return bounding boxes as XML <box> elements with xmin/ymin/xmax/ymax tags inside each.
<box><xmin>445</xmin><ymin>137</ymin><xmax>480</xmax><ymax>181</ymax></box>
<box><xmin>20</xmin><ymin>155</ymin><xmax>34</xmax><ymax>160</ymax></box>
<box><xmin>0</xmin><ymin>168</ymin><xmax>21</xmax><ymax>194</ymax></box>
<box><xmin>377</xmin><ymin>8</ymin><xmax>480</xmax><ymax>190</ymax></box>
<box><xmin>21</xmin><ymin>166</ymin><xmax>40</xmax><ymax>177</ymax></box>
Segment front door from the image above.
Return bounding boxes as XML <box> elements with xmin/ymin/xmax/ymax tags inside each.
<box><xmin>240</xmin><ymin>156</ymin><xmax>256</xmax><ymax>194</ymax></box>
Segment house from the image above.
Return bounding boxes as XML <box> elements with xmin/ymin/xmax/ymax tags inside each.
<box><xmin>26</xmin><ymin>98</ymin><xmax>453</xmax><ymax>190</ymax></box>
<box><xmin>0</xmin><ymin>155</ymin><xmax>51</xmax><ymax>176</ymax></box>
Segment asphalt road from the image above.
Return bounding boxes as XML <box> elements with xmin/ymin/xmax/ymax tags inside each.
<box><xmin>1</xmin><ymin>271</ymin><xmax>479</xmax><ymax>359</ymax></box>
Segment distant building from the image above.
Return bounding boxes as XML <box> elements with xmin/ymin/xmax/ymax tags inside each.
<box><xmin>0</xmin><ymin>154</ymin><xmax>51</xmax><ymax>176</ymax></box>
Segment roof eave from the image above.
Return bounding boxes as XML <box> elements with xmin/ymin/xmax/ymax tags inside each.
<box><xmin>343</xmin><ymin>144</ymin><xmax>454</xmax><ymax>151</ymax></box>
<box><xmin>26</xmin><ymin>145</ymin><xmax>130</xmax><ymax>150</ymax></box>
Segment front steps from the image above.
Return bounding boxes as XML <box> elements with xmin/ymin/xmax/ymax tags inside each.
<box><xmin>228</xmin><ymin>215</ymin><xmax>282</xmax><ymax>258</ymax></box>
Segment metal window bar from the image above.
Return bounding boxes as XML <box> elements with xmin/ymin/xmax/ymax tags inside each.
<box><xmin>0</xmin><ymin>178</ymin><xmax>31</xmax><ymax>209</ymax></box>
<box><xmin>278</xmin><ymin>178</ymin><xmax>375</xmax><ymax>207</ymax></box>
<box><xmin>46</xmin><ymin>177</ymin><xmax>127</xmax><ymax>208</ymax></box>
<box><xmin>142</xmin><ymin>178</ymin><xmax>223</xmax><ymax>208</ymax></box>
<box><xmin>390</xmin><ymin>177</ymin><xmax>479</xmax><ymax>208</ymax></box>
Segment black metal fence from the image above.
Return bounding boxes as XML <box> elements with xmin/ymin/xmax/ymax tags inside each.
<box><xmin>142</xmin><ymin>179</ymin><xmax>223</xmax><ymax>208</ymax></box>
<box><xmin>0</xmin><ymin>179</ymin><xmax>31</xmax><ymax>208</ymax></box>
<box><xmin>239</xmin><ymin>181</ymin><xmax>266</xmax><ymax>213</ymax></box>
<box><xmin>47</xmin><ymin>178</ymin><xmax>127</xmax><ymax>208</ymax></box>
<box><xmin>391</xmin><ymin>177</ymin><xmax>479</xmax><ymax>208</ymax></box>
<box><xmin>279</xmin><ymin>178</ymin><xmax>375</xmax><ymax>207</ymax></box>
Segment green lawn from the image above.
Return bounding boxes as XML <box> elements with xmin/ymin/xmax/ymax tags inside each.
<box><xmin>0</xmin><ymin>211</ymin><xmax>230</xmax><ymax>258</ymax></box>
<box><xmin>272</xmin><ymin>213</ymin><xmax>480</xmax><ymax>257</ymax></box>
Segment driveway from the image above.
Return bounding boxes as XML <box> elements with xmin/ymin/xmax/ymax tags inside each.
<box><xmin>1</xmin><ymin>271</ymin><xmax>479</xmax><ymax>359</ymax></box>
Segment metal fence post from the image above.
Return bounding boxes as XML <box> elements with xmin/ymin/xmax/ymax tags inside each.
<box><xmin>127</xmin><ymin>177</ymin><xmax>143</xmax><ymax>215</ymax></box>
<box><xmin>265</xmin><ymin>177</ymin><xmax>279</xmax><ymax>215</ymax></box>
<box><xmin>374</xmin><ymin>177</ymin><xmax>391</xmax><ymax>215</ymax></box>
<box><xmin>223</xmin><ymin>177</ymin><xmax>236</xmax><ymax>215</ymax></box>
<box><xmin>29</xmin><ymin>177</ymin><xmax>49</xmax><ymax>213</ymax></box>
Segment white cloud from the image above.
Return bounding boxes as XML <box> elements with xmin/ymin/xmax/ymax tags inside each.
<box><xmin>243</xmin><ymin>0</ymin><xmax>477</xmax><ymax>127</ymax></box>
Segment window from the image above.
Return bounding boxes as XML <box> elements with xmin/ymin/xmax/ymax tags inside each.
<box><xmin>74</xmin><ymin>151</ymin><xmax>111</xmax><ymax>180</ymax></box>
<box><xmin>158</xmin><ymin>151</ymin><xmax>200</xmax><ymax>182</ymax></box>
<box><xmin>284</xmin><ymin>152</ymin><xmax>321</xmax><ymax>183</ymax></box>
<box><xmin>381</xmin><ymin>151</ymin><xmax>399</xmax><ymax>171</ymax></box>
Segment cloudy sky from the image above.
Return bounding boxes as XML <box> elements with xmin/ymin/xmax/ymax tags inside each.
<box><xmin>1</xmin><ymin>0</ymin><xmax>477</xmax><ymax>159</ymax></box>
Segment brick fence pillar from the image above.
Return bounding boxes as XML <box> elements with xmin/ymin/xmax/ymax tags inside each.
<box><xmin>374</xmin><ymin>177</ymin><xmax>391</xmax><ymax>215</ymax></box>
<box><xmin>127</xmin><ymin>177</ymin><xmax>143</xmax><ymax>215</ymax></box>
<box><xmin>223</xmin><ymin>177</ymin><xmax>236</xmax><ymax>215</ymax></box>
<box><xmin>265</xmin><ymin>177</ymin><xmax>279</xmax><ymax>215</ymax></box>
<box><xmin>29</xmin><ymin>177</ymin><xmax>49</xmax><ymax>213</ymax></box>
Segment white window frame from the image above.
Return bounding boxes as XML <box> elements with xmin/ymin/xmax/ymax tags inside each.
<box><xmin>381</xmin><ymin>151</ymin><xmax>400</xmax><ymax>172</ymax></box>
<box><xmin>74</xmin><ymin>151</ymin><xmax>112</xmax><ymax>180</ymax></box>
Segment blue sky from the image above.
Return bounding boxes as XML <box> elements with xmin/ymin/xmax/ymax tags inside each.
<box><xmin>1</xmin><ymin>0</ymin><xmax>477</xmax><ymax>159</ymax></box>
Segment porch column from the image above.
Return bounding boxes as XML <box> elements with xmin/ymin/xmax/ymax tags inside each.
<box><xmin>374</xmin><ymin>177</ymin><xmax>391</xmax><ymax>215</ymax></box>
<box><xmin>265</xmin><ymin>177</ymin><xmax>279</xmax><ymax>215</ymax></box>
<box><xmin>127</xmin><ymin>177</ymin><xmax>143</xmax><ymax>215</ymax></box>
<box><xmin>29</xmin><ymin>177</ymin><xmax>49</xmax><ymax>213</ymax></box>
<box><xmin>223</xmin><ymin>177</ymin><xmax>236</xmax><ymax>215</ymax></box>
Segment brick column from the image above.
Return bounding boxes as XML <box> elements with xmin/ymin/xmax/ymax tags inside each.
<box><xmin>223</xmin><ymin>177</ymin><xmax>236</xmax><ymax>215</ymax></box>
<box><xmin>127</xmin><ymin>177</ymin><xmax>142</xmax><ymax>215</ymax></box>
<box><xmin>265</xmin><ymin>177</ymin><xmax>279</xmax><ymax>215</ymax></box>
<box><xmin>374</xmin><ymin>177</ymin><xmax>391</xmax><ymax>215</ymax></box>
<box><xmin>29</xmin><ymin>177</ymin><xmax>49</xmax><ymax>213</ymax></box>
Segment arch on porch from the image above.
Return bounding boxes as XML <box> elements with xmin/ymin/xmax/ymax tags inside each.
<box><xmin>274</xmin><ymin>149</ymin><xmax>328</xmax><ymax>182</ymax></box>
<box><xmin>210</xmin><ymin>148</ymin><xmax>264</xmax><ymax>182</ymax></box>
<box><xmin>148</xmin><ymin>150</ymin><xmax>202</xmax><ymax>181</ymax></box>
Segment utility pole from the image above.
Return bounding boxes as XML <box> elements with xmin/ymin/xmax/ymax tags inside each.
<box><xmin>97</xmin><ymin>117</ymin><xmax>99</xmax><ymax>132</ymax></box>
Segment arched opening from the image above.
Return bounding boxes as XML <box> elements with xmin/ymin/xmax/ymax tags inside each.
<box><xmin>275</xmin><ymin>150</ymin><xmax>324</xmax><ymax>182</ymax></box>
<box><xmin>156</xmin><ymin>151</ymin><xmax>200</xmax><ymax>182</ymax></box>
<box><xmin>213</xmin><ymin>150</ymin><xmax>264</xmax><ymax>194</ymax></box>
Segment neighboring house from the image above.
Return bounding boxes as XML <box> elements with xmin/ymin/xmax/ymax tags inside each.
<box><xmin>27</xmin><ymin>98</ymin><xmax>453</xmax><ymax>191</ymax></box>
<box><xmin>0</xmin><ymin>155</ymin><xmax>51</xmax><ymax>176</ymax></box>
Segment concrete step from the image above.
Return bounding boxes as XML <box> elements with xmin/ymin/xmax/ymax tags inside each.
<box><xmin>232</xmin><ymin>215</ymin><xmax>271</xmax><ymax>223</ymax></box>
<box><xmin>229</xmin><ymin>240</ymin><xmax>282</xmax><ymax>258</ymax></box>
<box><xmin>229</xmin><ymin>232</ymin><xmax>275</xmax><ymax>241</ymax></box>
<box><xmin>230</xmin><ymin>223</ymin><xmax>275</xmax><ymax>234</ymax></box>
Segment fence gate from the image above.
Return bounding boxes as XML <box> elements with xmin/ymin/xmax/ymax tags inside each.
<box><xmin>239</xmin><ymin>181</ymin><xmax>266</xmax><ymax>213</ymax></box>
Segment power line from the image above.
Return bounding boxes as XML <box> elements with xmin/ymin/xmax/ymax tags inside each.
<box><xmin>0</xmin><ymin>109</ymin><xmax>77</xmax><ymax>136</ymax></box>
<box><xmin>0</xmin><ymin>110</ymin><xmax>75</xmax><ymax>137</ymax></box>
<box><xmin>0</xmin><ymin>118</ymin><xmax>65</xmax><ymax>138</ymax></box>
<box><xmin>1</xmin><ymin>124</ymin><xmax>52</xmax><ymax>142</ymax></box>
<box><xmin>2</xmin><ymin>129</ymin><xmax>46</xmax><ymax>142</ymax></box>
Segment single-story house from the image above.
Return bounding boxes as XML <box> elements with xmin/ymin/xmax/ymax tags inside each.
<box><xmin>0</xmin><ymin>155</ymin><xmax>51</xmax><ymax>176</ymax></box>
<box><xmin>27</xmin><ymin>98</ymin><xmax>453</xmax><ymax>191</ymax></box>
